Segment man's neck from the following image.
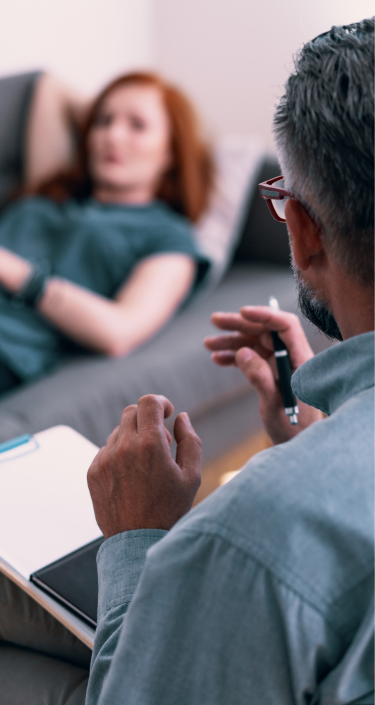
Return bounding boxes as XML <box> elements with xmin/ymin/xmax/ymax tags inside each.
<box><xmin>330</xmin><ymin>267</ymin><xmax>374</xmax><ymax>340</ymax></box>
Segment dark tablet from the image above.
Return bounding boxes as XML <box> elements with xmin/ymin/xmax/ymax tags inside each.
<box><xmin>31</xmin><ymin>536</ymin><xmax>105</xmax><ymax>627</ymax></box>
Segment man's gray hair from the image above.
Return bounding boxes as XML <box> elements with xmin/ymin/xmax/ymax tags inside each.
<box><xmin>274</xmin><ymin>18</ymin><xmax>374</xmax><ymax>286</ymax></box>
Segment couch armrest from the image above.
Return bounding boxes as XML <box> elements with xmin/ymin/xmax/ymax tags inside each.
<box><xmin>233</xmin><ymin>157</ymin><xmax>290</xmax><ymax>267</ymax></box>
<box><xmin>0</xmin><ymin>71</ymin><xmax>42</xmax><ymax>207</ymax></box>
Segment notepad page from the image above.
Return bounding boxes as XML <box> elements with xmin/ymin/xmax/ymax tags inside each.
<box><xmin>0</xmin><ymin>426</ymin><xmax>101</xmax><ymax>578</ymax></box>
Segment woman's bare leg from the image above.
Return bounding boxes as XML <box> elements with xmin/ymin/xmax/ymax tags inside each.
<box><xmin>24</xmin><ymin>73</ymin><xmax>90</xmax><ymax>187</ymax></box>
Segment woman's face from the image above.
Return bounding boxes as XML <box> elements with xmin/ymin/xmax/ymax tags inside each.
<box><xmin>88</xmin><ymin>84</ymin><xmax>172</xmax><ymax>203</ymax></box>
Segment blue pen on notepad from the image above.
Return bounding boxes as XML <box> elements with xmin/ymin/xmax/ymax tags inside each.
<box><xmin>0</xmin><ymin>434</ymin><xmax>32</xmax><ymax>453</ymax></box>
<box><xmin>0</xmin><ymin>434</ymin><xmax>38</xmax><ymax>463</ymax></box>
<box><xmin>269</xmin><ymin>296</ymin><xmax>299</xmax><ymax>425</ymax></box>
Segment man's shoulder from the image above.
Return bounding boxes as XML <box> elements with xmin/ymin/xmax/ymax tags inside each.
<box><xmin>171</xmin><ymin>391</ymin><xmax>374</xmax><ymax>613</ymax></box>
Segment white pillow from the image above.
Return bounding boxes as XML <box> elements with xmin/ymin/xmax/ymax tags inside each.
<box><xmin>194</xmin><ymin>135</ymin><xmax>266</xmax><ymax>294</ymax></box>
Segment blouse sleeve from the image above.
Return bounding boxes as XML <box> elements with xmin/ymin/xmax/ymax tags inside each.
<box><xmin>138</xmin><ymin>208</ymin><xmax>211</xmax><ymax>290</ymax></box>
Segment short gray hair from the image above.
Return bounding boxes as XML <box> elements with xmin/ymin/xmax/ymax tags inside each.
<box><xmin>274</xmin><ymin>18</ymin><xmax>374</xmax><ymax>286</ymax></box>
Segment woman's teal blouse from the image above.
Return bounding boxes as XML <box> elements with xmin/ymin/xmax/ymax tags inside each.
<box><xmin>0</xmin><ymin>197</ymin><xmax>206</xmax><ymax>381</ymax></box>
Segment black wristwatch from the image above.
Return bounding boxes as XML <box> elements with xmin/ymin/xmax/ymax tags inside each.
<box><xmin>13</xmin><ymin>261</ymin><xmax>51</xmax><ymax>308</ymax></box>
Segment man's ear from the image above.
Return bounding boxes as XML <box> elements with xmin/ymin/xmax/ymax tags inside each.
<box><xmin>285</xmin><ymin>199</ymin><xmax>323</xmax><ymax>272</ymax></box>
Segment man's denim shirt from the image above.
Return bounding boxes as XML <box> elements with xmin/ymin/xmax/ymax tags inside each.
<box><xmin>87</xmin><ymin>332</ymin><xmax>374</xmax><ymax>705</ymax></box>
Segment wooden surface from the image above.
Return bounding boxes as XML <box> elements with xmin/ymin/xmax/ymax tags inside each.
<box><xmin>194</xmin><ymin>430</ymin><xmax>272</xmax><ymax>506</ymax></box>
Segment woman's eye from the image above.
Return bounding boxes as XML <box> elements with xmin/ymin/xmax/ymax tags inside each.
<box><xmin>95</xmin><ymin>113</ymin><xmax>112</xmax><ymax>127</ymax></box>
<box><xmin>130</xmin><ymin>117</ymin><xmax>146</xmax><ymax>131</ymax></box>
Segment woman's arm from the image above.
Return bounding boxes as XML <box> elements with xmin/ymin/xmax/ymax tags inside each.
<box><xmin>25</xmin><ymin>74</ymin><xmax>91</xmax><ymax>187</ymax></box>
<box><xmin>0</xmin><ymin>247</ymin><xmax>195</xmax><ymax>356</ymax></box>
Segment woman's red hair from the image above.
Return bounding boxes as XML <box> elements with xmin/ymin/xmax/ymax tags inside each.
<box><xmin>32</xmin><ymin>72</ymin><xmax>214</xmax><ymax>223</ymax></box>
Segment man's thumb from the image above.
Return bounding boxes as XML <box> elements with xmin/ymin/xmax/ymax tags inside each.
<box><xmin>174</xmin><ymin>413</ymin><xmax>202</xmax><ymax>481</ymax></box>
<box><xmin>235</xmin><ymin>347</ymin><xmax>276</xmax><ymax>400</ymax></box>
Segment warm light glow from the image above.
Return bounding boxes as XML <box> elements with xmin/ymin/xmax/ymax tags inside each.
<box><xmin>219</xmin><ymin>469</ymin><xmax>241</xmax><ymax>486</ymax></box>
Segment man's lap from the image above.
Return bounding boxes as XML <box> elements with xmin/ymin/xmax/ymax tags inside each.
<box><xmin>0</xmin><ymin>644</ymin><xmax>88</xmax><ymax>705</ymax></box>
<box><xmin>0</xmin><ymin>571</ymin><xmax>90</xmax><ymax>704</ymax></box>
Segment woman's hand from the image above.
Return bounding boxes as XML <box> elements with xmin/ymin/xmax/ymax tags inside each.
<box><xmin>0</xmin><ymin>247</ymin><xmax>32</xmax><ymax>292</ymax></box>
<box><xmin>204</xmin><ymin>306</ymin><xmax>323</xmax><ymax>445</ymax></box>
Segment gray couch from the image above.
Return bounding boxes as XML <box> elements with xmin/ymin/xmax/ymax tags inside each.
<box><xmin>0</xmin><ymin>74</ymin><xmax>331</xmax><ymax>461</ymax></box>
<box><xmin>0</xmin><ymin>184</ymin><xmax>330</xmax><ymax>463</ymax></box>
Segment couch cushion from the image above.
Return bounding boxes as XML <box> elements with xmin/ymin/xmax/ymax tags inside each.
<box><xmin>194</xmin><ymin>136</ymin><xmax>265</xmax><ymax>293</ymax></box>
<box><xmin>0</xmin><ymin>264</ymin><xmax>331</xmax><ymax>451</ymax></box>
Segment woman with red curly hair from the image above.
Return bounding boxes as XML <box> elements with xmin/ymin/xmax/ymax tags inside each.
<box><xmin>0</xmin><ymin>72</ymin><xmax>213</xmax><ymax>394</ymax></box>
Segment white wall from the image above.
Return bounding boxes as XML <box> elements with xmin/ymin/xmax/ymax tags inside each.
<box><xmin>0</xmin><ymin>0</ymin><xmax>155</xmax><ymax>95</ymax></box>
<box><xmin>0</xmin><ymin>0</ymin><xmax>372</xmax><ymax>143</ymax></box>
<box><xmin>154</xmin><ymin>0</ymin><xmax>374</xmax><ymax>149</ymax></box>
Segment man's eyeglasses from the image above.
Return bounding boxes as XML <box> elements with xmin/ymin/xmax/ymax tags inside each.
<box><xmin>258</xmin><ymin>175</ymin><xmax>294</xmax><ymax>223</ymax></box>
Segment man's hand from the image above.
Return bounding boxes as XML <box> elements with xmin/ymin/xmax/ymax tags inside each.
<box><xmin>87</xmin><ymin>395</ymin><xmax>202</xmax><ymax>539</ymax></box>
<box><xmin>204</xmin><ymin>306</ymin><xmax>323</xmax><ymax>444</ymax></box>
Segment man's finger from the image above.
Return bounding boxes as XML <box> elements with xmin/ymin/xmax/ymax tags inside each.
<box><xmin>205</xmin><ymin>333</ymin><xmax>255</xmax><ymax>351</ymax></box>
<box><xmin>137</xmin><ymin>394</ymin><xmax>174</xmax><ymax>434</ymax></box>
<box><xmin>105</xmin><ymin>424</ymin><xmax>121</xmax><ymax>446</ymax></box>
<box><xmin>240</xmin><ymin>307</ymin><xmax>314</xmax><ymax>366</ymax></box>
<box><xmin>174</xmin><ymin>413</ymin><xmax>202</xmax><ymax>479</ymax></box>
<box><xmin>117</xmin><ymin>405</ymin><xmax>137</xmax><ymax>436</ymax></box>
<box><xmin>211</xmin><ymin>351</ymin><xmax>237</xmax><ymax>366</ymax></box>
<box><xmin>235</xmin><ymin>347</ymin><xmax>278</xmax><ymax>401</ymax></box>
<box><xmin>240</xmin><ymin>306</ymin><xmax>295</xmax><ymax>333</ymax></box>
<box><xmin>115</xmin><ymin>407</ymin><xmax>138</xmax><ymax>449</ymax></box>
<box><xmin>205</xmin><ymin>333</ymin><xmax>273</xmax><ymax>359</ymax></box>
<box><xmin>165</xmin><ymin>428</ymin><xmax>173</xmax><ymax>445</ymax></box>
<box><xmin>211</xmin><ymin>311</ymin><xmax>264</xmax><ymax>336</ymax></box>
<box><xmin>87</xmin><ymin>444</ymin><xmax>106</xmax><ymax>480</ymax></box>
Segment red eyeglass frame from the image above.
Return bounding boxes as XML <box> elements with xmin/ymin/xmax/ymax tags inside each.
<box><xmin>258</xmin><ymin>175</ymin><xmax>294</xmax><ymax>223</ymax></box>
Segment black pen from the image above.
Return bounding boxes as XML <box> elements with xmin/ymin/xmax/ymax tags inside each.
<box><xmin>269</xmin><ymin>296</ymin><xmax>299</xmax><ymax>425</ymax></box>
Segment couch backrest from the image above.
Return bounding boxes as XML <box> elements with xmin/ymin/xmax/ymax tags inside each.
<box><xmin>233</xmin><ymin>157</ymin><xmax>291</xmax><ymax>268</ymax></box>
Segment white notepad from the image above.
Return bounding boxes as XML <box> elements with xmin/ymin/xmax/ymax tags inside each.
<box><xmin>0</xmin><ymin>425</ymin><xmax>101</xmax><ymax>579</ymax></box>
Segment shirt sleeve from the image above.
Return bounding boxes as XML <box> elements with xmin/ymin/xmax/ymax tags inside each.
<box><xmin>86</xmin><ymin>525</ymin><xmax>349</xmax><ymax>705</ymax></box>
<box><xmin>88</xmin><ymin>529</ymin><xmax>168</xmax><ymax>702</ymax></box>
<box><xmin>137</xmin><ymin>212</ymin><xmax>211</xmax><ymax>290</ymax></box>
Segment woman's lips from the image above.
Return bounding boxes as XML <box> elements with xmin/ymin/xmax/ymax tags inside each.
<box><xmin>104</xmin><ymin>154</ymin><xmax>123</xmax><ymax>164</ymax></box>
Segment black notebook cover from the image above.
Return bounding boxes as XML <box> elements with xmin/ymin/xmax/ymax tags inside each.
<box><xmin>31</xmin><ymin>536</ymin><xmax>105</xmax><ymax>627</ymax></box>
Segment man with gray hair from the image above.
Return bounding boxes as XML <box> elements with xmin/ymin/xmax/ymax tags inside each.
<box><xmin>86</xmin><ymin>19</ymin><xmax>374</xmax><ymax>704</ymax></box>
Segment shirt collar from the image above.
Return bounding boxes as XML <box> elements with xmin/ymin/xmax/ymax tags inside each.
<box><xmin>291</xmin><ymin>331</ymin><xmax>374</xmax><ymax>416</ymax></box>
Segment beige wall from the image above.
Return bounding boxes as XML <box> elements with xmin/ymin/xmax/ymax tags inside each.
<box><xmin>0</xmin><ymin>0</ymin><xmax>155</xmax><ymax>94</ymax></box>
<box><xmin>154</xmin><ymin>0</ymin><xmax>374</xmax><ymax>149</ymax></box>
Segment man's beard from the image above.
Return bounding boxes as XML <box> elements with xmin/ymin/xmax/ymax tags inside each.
<box><xmin>292</xmin><ymin>265</ymin><xmax>343</xmax><ymax>342</ymax></box>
